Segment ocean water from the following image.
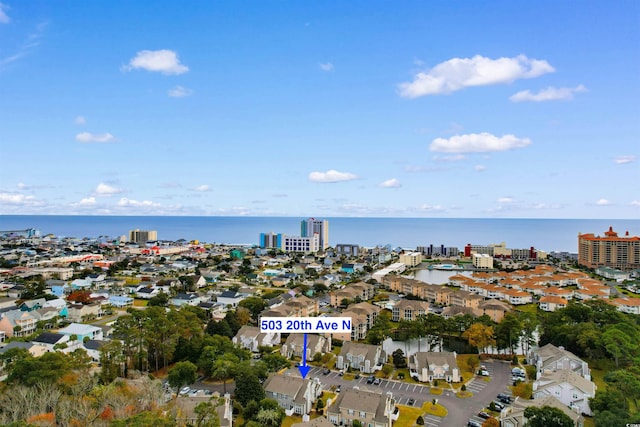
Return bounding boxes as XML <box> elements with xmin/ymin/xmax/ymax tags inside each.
<box><xmin>1</xmin><ymin>215</ymin><xmax>639</xmax><ymax>253</ymax></box>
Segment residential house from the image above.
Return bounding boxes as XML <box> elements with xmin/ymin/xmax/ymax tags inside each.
<box><xmin>392</xmin><ymin>299</ymin><xmax>430</xmax><ymax>322</ymax></box>
<box><xmin>539</xmin><ymin>296</ymin><xmax>568</xmax><ymax>312</ymax></box>
<box><xmin>59</xmin><ymin>323</ymin><xmax>104</xmax><ymax>341</ymax></box>
<box><xmin>0</xmin><ymin>310</ymin><xmax>37</xmax><ymax>337</ymax></box>
<box><xmin>474</xmin><ymin>299</ymin><xmax>512</xmax><ymax>322</ymax></box>
<box><xmin>32</xmin><ymin>331</ymin><xmax>76</xmax><ymax>353</ymax></box>
<box><xmin>336</xmin><ymin>342</ymin><xmax>384</xmax><ymax>373</ymax></box>
<box><xmin>500</xmin><ymin>395</ymin><xmax>584</xmax><ymax>427</ymax></box>
<box><xmin>232</xmin><ymin>325</ymin><xmax>280</xmax><ymax>353</ymax></box>
<box><xmin>216</xmin><ymin>290</ymin><xmax>245</xmax><ymax>307</ymax></box>
<box><xmin>330</xmin><ymin>282</ymin><xmax>375</xmax><ymax>307</ymax></box>
<box><xmin>66</xmin><ymin>302</ymin><xmax>102</xmax><ymax>322</ymax></box>
<box><xmin>83</xmin><ymin>340</ymin><xmax>105</xmax><ymax>362</ymax></box>
<box><xmin>449</xmin><ymin>290</ymin><xmax>483</xmax><ymax>309</ymax></box>
<box><xmin>611</xmin><ymin>297</ymin><xmax>640</xmax><ymax>315</ymax></box>
<box><xmin>503</xmin><ymin>289</ymin><xmax>533</xmax><ymax>305</ymax></box>
<box><xmin>528</xmin><ymin>343</ymin><xmax>591</xmax><ymax>380</ymax></box>
<box><xmin>533</xmin><ymin>369</ymin><xmax>596</xmax><ymax>416</ymax></box>
<box><xmin>409</xmin><ymin>351</ymin><xmax>460</xmax><ymax>383</ymax></box>
<box><xmin>109</xmin><ymin>295</ymin><xmax>134</xmax><ymax>308</ymax></box>
<box><xmin>170</xmin><ymin>293</ymin><xmax>201</xmax><ymax>307</ymax></box>
<box><xmin>281</xmin><ymin>334</ymin><xmax>331</xmax><ymax>360</ymax></box>
<box><xmin>263</xmin><ymin>373</ymin><xmax>323</xmax><ymax>415</ymax></box>
<box><xmin>326</xmin><ymin>388</ymin><xmax>398</xmax><ymax>427</ymax></box>
<box><xmin>136</xmin><ymin>286</ymin><xmax>162</xmax><ymax>299</ymax></box>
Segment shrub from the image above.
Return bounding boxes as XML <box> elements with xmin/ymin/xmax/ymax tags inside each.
<box><xmin>416</xmin><ymin>415</ymin><xmax>425</xmax><ymax>425</ymax></box>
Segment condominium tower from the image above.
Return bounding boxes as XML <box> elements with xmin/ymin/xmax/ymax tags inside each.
<box><xmin>128</xmin><ymin>229</ymin><xmax>158</xmax><ymax>245</ymax></box>
<box><xmin>578</xmin><ymin>227</ymin><xmax>640</xmax><ymax>270</ymax></box>
<box><xmin>301</xmin><ymin>218</ymin><xmax>329</xmax><ymax>250</ymax></box>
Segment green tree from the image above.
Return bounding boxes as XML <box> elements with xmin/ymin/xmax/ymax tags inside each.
<box><xmin>147</xmin><ymin>292</ymin><xmax>169</xmax><ymax>307</ymax></box>
<box><xmin>262</xmin><ymin>353</ymin><xmax>291</xmax><ymax>372</ymax></box>
<box><xmin>234</xmin><ymin>371</ymin><xmax>265</xmax><ymax>406</ymax></box>
<box><xmin>601</xmin><ymin>327</ymin><xmax>636</xmax><ymax>368</ymax></box>
<box><xmin>366</xmin><ymin>310</ymin><xmax>392</xmax><ymax>345</ymax></box>
<box><xmin>238</xmin><ymin>297</ymin><xmax>267</xmax><ymax>322</ymax></box>
<box><xmin>523</xmin><ymin>406</ymin><xmax>573</xmax><ymax>427</ymax></box>
<box><xmin>495</xmin><ymin>313</ymin><xmax>523</xmax><ymax>354</ymax></box>
<box><xmin>392</xmin><ymin>349</ymin><xmax>407</xmax><ymax>368</ymax></box>
<box><xmin>99</xmin><ymin>339</ymin><xmax>126</xmax><ymax>384</ymax></box>
<box><xmin>194</xmin><ymin>400</ymin><xmax>221</xmax><ymax>427</ymax></box>
<box><xmin>167</xmin><ymin>361</ymin><xmax>197</xmax><ymax>395</ymax></box>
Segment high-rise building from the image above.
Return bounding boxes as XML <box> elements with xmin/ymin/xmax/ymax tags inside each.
<box><xmin>578</xmin><ymin>227</ymin><xmax>640</xmax><ymax>270</ymax></box>
<box><xmin>300</xmin><ymin>218</ymin><xmax>329</xmax><ymax>250</ymax></box>
<box><xmin>259</xmin><ymin>232</ymin><xmax>282</xmax><ymax>249</ymax></box>
<box><xmin>128</xmin><ymin>229</ymin><xmax>158</xmax><ymax>245</ymax></box>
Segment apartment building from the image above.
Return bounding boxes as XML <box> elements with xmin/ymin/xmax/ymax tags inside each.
<box><xmin>578</xmin><ymin>227</ymin><xmax>640</xmax><ymax>270</ymax></box>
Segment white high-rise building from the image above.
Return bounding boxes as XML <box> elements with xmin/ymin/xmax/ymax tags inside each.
<box><xmin>300</xmin><ymin>218</ymin><xmax>329</xmax><ymax>250</ymax></box>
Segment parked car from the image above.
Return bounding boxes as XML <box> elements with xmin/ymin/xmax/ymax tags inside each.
<box><xmin>179</xmin><ymin>387</ymin><xmax>190</xmax><ymax>396</ymax></box>
<box><xmin>492</xmin><ymin>401</ymin><xmax>505</xmax><ymax>410</ymax></box>
<box><xmin>478</xmin><ymin>411</ymin><xmax>491</xmax><ymax>419</ymax></box>
<box><xmin>322</xmin><ymin>368</ymin><xmax>330</xmax><ymax>375</ymax></box>
<box><xmin>373</xmin><ymin>378</ymin><xmax>381</xmax><ymax>385</ymax></box>
<box><xmin>407</xmin><ymin>398</ymin><xmax>415</xmax><ymax>406</ymax></box>
<box><xmin>479</xmin><ymin>369</ymin><xmax>490</xmax><ymax>376</ymax></box>
<box><xmin>468</xmin><ymin>420</ymin><xmax>482</xmax><ymax>427</ymax></box>
<box><xmin>335</xmin><ymin>385</ymin><xmax>341</xmax><ymax>393</ymax></box>
<box><xmin>366</xmin><ymin>375</ymin><xmax>375</xmax><ymax>384</ymax></box>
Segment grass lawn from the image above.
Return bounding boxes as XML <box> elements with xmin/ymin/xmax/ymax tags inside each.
<box><xmin>430</xmin><ymin>387</ymin><xmax>442</xmax><ymax>395</ymax></box>
<box><xmin>392</xmin><ymin>368</ymin><xmax>420</xmax><ymax>383</ymax></box>
<box><xmin>133</xmin><ymin>299</ymin><xmax>148</xmax><ymax>307</ymax></box>
<box><xmin>395</xmin><ymin>405</ymin><xmax>422</xmax><ymax>427</ymax></box>
<box><xmin>515</xmin><ymin>303</ymin><xmax>538</xmax><ymax>314</ymax></box>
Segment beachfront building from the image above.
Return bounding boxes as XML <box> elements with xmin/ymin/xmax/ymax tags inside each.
<box><xmin>259</xmin><ymin>232</ymin><xmax>282</xmax><ymax>249</ymax></box>
<box><xmin>578</xmin><ymin>227</ymin><xmax>640</xmax><ymax>270</ymax></box>
<box><xmin>301</xmin><ymin>218</ymin><xmax>329</xmax><ymax>250</ymax></box>
<box><xmin>128</xmin><ymin>229</ymin><xmax>157</xmax><ymax>244</ymax></box>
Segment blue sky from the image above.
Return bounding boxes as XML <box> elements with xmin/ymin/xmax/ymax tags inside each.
<box><xmin>0</xmin><ymin>1</ymin><xmax>638</xmax><ymax>218</ymax></box>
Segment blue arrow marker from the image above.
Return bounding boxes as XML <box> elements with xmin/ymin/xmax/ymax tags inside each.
<box><xmin>298</xmin><ymin>333</ymin><xmax>311</xmax><ymax>379</ymax></box>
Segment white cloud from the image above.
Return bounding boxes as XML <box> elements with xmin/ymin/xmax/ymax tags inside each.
<box><xmin>596</xmin><ymin>198</ymin><xmax>611</xmax><ymax>206</ymax></box>
<box><xmin>123</xmin><ymin>49</ymin><xmax>189</xmax><ymax>75</ymax></box>
<box><xmin>76</xmin><ymin>132</ymin><xmax>115</xmax><ymax>143</ymax></box>
<box><xmin>168</xmin><ymin>85</ymin><xmax>193</xmax><ymax>97</ymax></box>
<box><xmin>615</xmin><ymin>155</ymin><xmax>636</xmax><ymax>165</ymax></box>
<box><xmin>0</xmin><ymin>192</ymin><xmax>35</xmax><ymax>204</ymax></box>
<box><xmin>0</xmin><ymin>21</ymin><xmax>47</xmax><ymax>69</ymax></box>
<box><xmin>74</xmin><ymin>116</ymin><xmax>86</xmax><ymax>125</ymax></box>
<box><xmin>430</xmin><ymin>132</ymin><xmax>531</xmax><ymax>153</ymax></box>
<box><xmin>308</xmin><ymin>169</ymin><xmax>358</xmax><ymax>183</ymax></box>
<box><xmin>510</xmin><ymin>85</ymin><xmax>587</xmax><ymax>102</ymax></box>
<box><xmin>474</xmin><ymin>165</ymin><xmax>486</xmax><ymax>172</ymax></box>
<box><xmin>117</xmin><ymin>197</ymin><xmax>160</xmax><ymax>208</ymax></box>
<box><xmin>94</xmin><ymin>183</ymin><xmax>123</xmax><ymax>196</ymax></box>
<box><xmin>380</xmin><ymin>178</ymin><xmax>402</xmax><ymax>188</ymax></box>
<box><xmin>0</xmin><ymin>3</ymin><xmax>10</xmax><ymax>24</ymax></box>
<box><xmin>194</xmin><ymin>184</ymin><xmax>210</xmax><ymax>192</ymax></box>
<box><xmin>631</xmin><ymin>200</ymin><xmax>640</xmax><ymax>207</ymax></box>
<box><xmin>78</xmin><ymin>197</ymin><xmax>97</xmax><ymax>206</ymax></box>
<box><xmin>319</xmin><ymin>62</ymin><xmax>334</xmax><ymax>72</ymax></box>
<box><xmin>17</xmin><ymin>182</ymin><xmax>29</xmax><ymax>189</ymax></box>
<box><xmin>398</xmin><ymin>54</ymin><xmax>555</xmax><ymax>98</ymax></box>
<box><xmin>497</xmin><ymin>197</ymin><xmax>515</xmax><ymax>203</ymax></box>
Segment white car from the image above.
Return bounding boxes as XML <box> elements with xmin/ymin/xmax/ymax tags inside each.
<box><xmin>179</xmin><ymin>386</ymin><xmax>190</xmax><ymax>395</ymax></box>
